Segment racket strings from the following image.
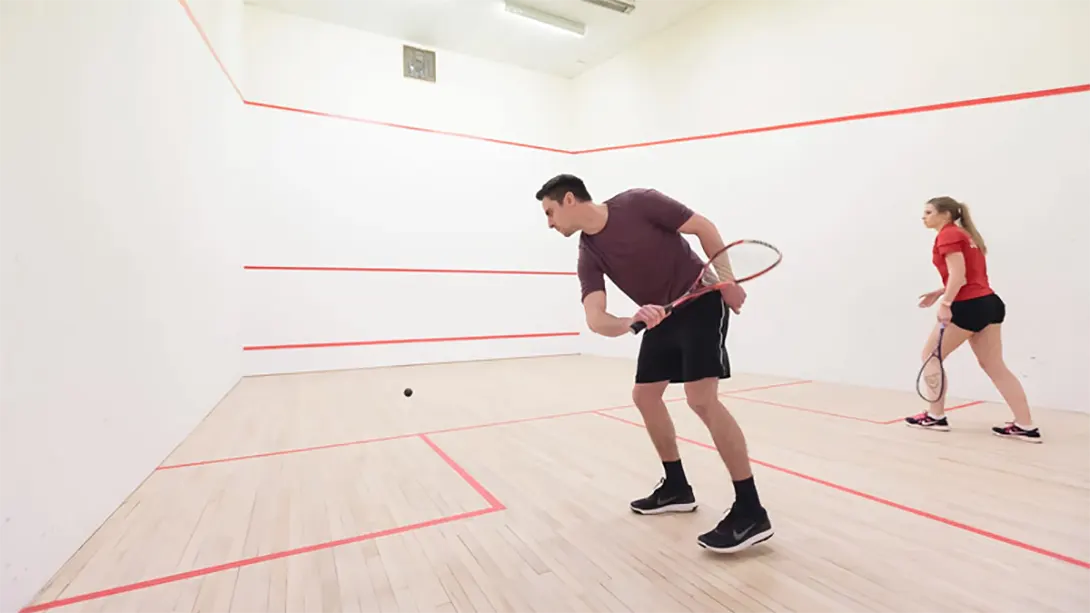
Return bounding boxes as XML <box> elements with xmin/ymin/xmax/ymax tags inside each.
<box><xmin>728</xmin><ymin>244</ymin><xmax>780</xmax><ymax>281</ymax></box>
<box><xmin>917</xmin><ymin>354</ymin><xmax>946</xmax><ymax>402</ymax></box>
<box><xmin>631</xmin><ymin>238</ymin><xmax>781</xmax><ymax>335</ymax></box>
<box><xmin>698</xmin><ymin>266</ymin><xmax>720</xmax><ymax>287</ymax></box>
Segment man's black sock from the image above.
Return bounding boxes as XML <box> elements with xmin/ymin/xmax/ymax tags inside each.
<box><xmin>663</xmin><ymin>460</ymin><xmax>689</xmax><ymax>489</ymax></box>
<box><xmin>733</xmin><ymin>476</ymin><xmax>763</xmax><ymax>513</ymax></box>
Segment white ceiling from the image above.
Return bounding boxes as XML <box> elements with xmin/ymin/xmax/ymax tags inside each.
<box><xmin>245</xmin><ymin>0</ymin><xmax>718</xmax><ymax>78</ymax></box>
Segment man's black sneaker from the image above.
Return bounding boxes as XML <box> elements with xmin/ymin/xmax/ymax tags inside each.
<box><xmin>697</xmin><ymin>505</ymin><xmax>774</xmax><ymax>553</ymax></box>
<box><xmin>629</xmin><ymin>478</ymin><xmax>698</xmax><ymax>515</ymax></box>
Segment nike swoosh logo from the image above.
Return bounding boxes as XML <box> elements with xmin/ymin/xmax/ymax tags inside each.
<box><xmin>732</xmin><ymin>523</ymin><xmax>756</xmax><ymax>540</ymax></box>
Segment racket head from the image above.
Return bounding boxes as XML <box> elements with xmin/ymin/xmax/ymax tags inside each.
<box><xmin>916</xmin><ymin>324</ymin><xmax>947</xmax><ymax>402</ymax></box>
<box><xmin>722</xmin><ymin>239</ymin><xmax>782</xmax><ymax>283</ymax></box>
<box><xmin>916</xmin><ymin>353</ymin><xmax>946</xmax><ymax>403</ymax></box>
<box><xmin>629</xmin><ymin>238</ymin><xmax>781</xmax><ymax>335</ymax></box>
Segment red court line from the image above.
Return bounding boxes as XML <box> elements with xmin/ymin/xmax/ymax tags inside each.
<box><xmin>22</xmin><ymin>436</ymin><xmax>504</xmax><ymax>613</ymax></box>
<box><xmin>157</xmin><ymin>381</ymin><xmax>807</xmax><ymax>471</ymax></box>
<box><xmin>875</xmin><ymin>400</ymin><xmax>984</xmax><ymax>424</ymax></box>
<box><xmin>572</xmin><ymin>84</ymin><xmax>1090</xmax><ymax>154</ymax></box>
<box><xmin>159</xmin><ymin>432</ymin><xmax>416</xmax><ymax>469</ymax></box>
<box><xmin>719</xmin><ymin>393</ymin><xmax>888</xmax><ymax>424</ymax></box>
<box><xmin>596</xmin><ymin>411</ymin><xmax>1090</xmax><ymax>570</ymax></box>
<box><xmin>718</xmin><ymin>379</ymin><xmax>812</xmax><ymax>394</ymax></box>
<box><xmin>244</xmin><ymin>85</ymin><xmax>1089</xmax><ymax>154</ymax></box>
<box><xmin>157</xmin><ymin>409</ymin><xmax>618</xmax><ymax>470</ymax></box>
<box><xmin>243</xmin><ymin>331</ymin><xmax>580</xmax><ymax>351</ymax></box>
<box><xmin>244</xmin><ymin>100</ymin><xmax>571</xmax><ymax>153</ymax></box>
<box><xmin>420</xmin><ymin>434</ymin><xmax>505</xmax><ymax>510</ymax></box>
<box><xmin>244</xmin><ymin>265</ymin><xmax>576</xmax><ymax>276</ymax></box>
<box><xmin>176</xmin><ymin>0</ymin><xmax>243</xmax><ymax>101</ymax></box>
<box><xmin>180</xmin><ymin>0</ymin><xmax>1087</xmax><ymax>155</ymax></box>
<box><xmin>718</xmin><ymin>392</ymin><xmax>985</xmax><ymax>425</ymax></box>
<box><xmin>21</xmin><ymin>510</ymin><xmax>497</xmax><ymax>613</ymax></box>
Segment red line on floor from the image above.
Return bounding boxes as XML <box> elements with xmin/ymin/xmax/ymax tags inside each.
<box><xmin>874</xmin><ymin>400</ymin><xmax>985</xmax><ymax>424</ymax></box>
<box><xmin>244</xmin><ymin>265</ymin><xmax>576</xmax><ymax>276</ymax></box>
<box><xmin>22</xmin><ymin>436</ymin><xmax>506</xmax><ymax>613</ymax></box>
<box><xmin>243</xmin><ymin>331</ymin><xmax>580</xmax><ymax>351</ymax></box>
<box><xmin>718</xmin><ymin>394</ymin><xmax>887</xmax><ymax>424</ymax></box>
<box><xmin>157</xmin><ymin>380</ymin><xmax>811</xmax><ymax>470</ymax></box>
<box><xmin>595</xmin><ymin>411</ymin><xmax>1090</xmax><ymax>570</ymax></box>
<box><xmin>721</xmin><ymin>379</ymin><xmax>812</xmax><ymax>394</ymax></box>
<box><xmin>20</xmin><ymin>507</ymin><xmax>498</xmax><ymax>613</ymax></box>
<box><xmin>158</xmin><ymin>433</ymin><xmax>415</xmax><ymax>470</ymax></box>
<box><xmin>718</xmin><ymin>393</ymin><xmax>984</xmax><ymax>425</ymax></box>
<box><xmin>420</xmin><ymin>434</ymin><xmax>505</xmax><ymax>510</ymax></box>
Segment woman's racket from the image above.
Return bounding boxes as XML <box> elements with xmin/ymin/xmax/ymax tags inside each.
<box><xmin>629</xmin><ymin>239</ymin><xmax>782</xmax><ymax>334</ymax></box>
<box><xmin>916</xmin><ymin>323</ymin><xmax>947</xmax><ymax>402</ymax></box>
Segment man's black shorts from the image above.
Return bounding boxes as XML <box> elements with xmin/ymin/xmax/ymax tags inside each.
<box><xmin>634</xmin><ymin>291</ymin><xmax>730</xmax><ymax>384</ymax></box>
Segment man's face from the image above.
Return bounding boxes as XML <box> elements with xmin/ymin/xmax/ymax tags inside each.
<box><xmin>542</xmin><ymin>193</ymin><xmax>577</xmax><ymax>237</ymax></box>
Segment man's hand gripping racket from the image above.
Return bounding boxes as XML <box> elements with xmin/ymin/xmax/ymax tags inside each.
<box><xmin>630</xmin><ymin>239</ymin><xmax>782</xmax><ymax>334</ymax></box>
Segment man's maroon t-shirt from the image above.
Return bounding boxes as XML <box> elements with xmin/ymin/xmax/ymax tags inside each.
<box><xmin>577</xmin><ymin>188</ymin><xmax>705</xmax><ymax>307</ymax></box>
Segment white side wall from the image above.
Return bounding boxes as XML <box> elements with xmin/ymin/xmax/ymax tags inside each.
<box><xmin>238</xmin><ymin>6</ymin><xmax>582</xmax><ymax>375</ymax></box>
<box><xmin>572</xmin><ymin>0</ymin><xmax>1090</xmax><ymax>412</ymax></box>
<box><xmin>0</xmin><ymin>0</ymin><xmax>244</xmax><ymax>609</ymax></box>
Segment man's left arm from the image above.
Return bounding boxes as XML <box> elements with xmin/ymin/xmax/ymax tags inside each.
<box><xmin>678</xmin><ymin>214</ymin><xmax>735</xmax><ymax>284</ymax></box>
<box><xmin>677</xmin><ymin>213</ymin><xmax>745</xmax><ymax>314</ymax></box>
<box><xmin>637</xmin><ymin>189</ymin><xmax>738</xmax><ymax>290</ymax></box>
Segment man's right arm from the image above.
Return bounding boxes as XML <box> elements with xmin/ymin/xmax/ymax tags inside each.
<box><xmin>582</xmin><ymin>290</ymin><xmax>635</xmax><ymax>337</ymax></box>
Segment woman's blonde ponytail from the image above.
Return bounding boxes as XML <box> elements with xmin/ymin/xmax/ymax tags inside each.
<box><xmin>927</xmin><ymin>196</ymin><xmax>987</xmax><ymax>255</ymax></box>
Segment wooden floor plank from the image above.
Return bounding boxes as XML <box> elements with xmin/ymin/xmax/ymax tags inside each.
<box><xmin>26</xmin><ymin>355</ymin><xmax>1090</xmax><ymax>613</ymax></box>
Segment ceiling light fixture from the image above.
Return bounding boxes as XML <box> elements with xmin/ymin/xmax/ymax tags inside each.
<box><xmin>503</xmin><ymin>1</ymin><xmax>587</xmax><ymax>37</ymax></box>
<box><xmin>579</xmin><ymin>0</ymin><xmax>635</xmax><ymax>14</ymax></box>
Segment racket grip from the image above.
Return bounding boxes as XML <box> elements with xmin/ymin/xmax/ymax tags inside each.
<box><xmin>629</xmin><ymin>305</ymin><xmax>673</xmax><ymax>334</ymax></box>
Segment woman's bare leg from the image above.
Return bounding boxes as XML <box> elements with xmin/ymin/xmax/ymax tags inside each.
<box><xmin>968</xmin><ymin>324</ymin><xmax>1039</xmax><ymax>438</ymax></box>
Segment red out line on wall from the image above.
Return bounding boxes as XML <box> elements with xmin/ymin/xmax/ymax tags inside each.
<box><xmin>178</xmin><ymin>1</ymin><xmax>1088</xmax><ymax>156</ymax></box>
<box><xmin>177</xmin><ymin>0</ymin><xmax>243</xmax><ymax>101</ymax></box>
<box><xmin>243</xmin><ymin>331</ymin><xmax>580</xmax><ymax>351</ymax></box>
<box><xmin>572</xmin><ymin>84</ymin><xmax>1090</xmax><ymax>154</ymax></box>
<box><xmin>244</xmin><ymin>265</ymin><xmax>576</xmax><ymax>276</ymax></box>
<box><xmin>244</xmin><ymin>100</ymin><xmax>571</xmax><ymax>153</ymax></box>
<box><xmin>247</xmin><ymin>85</ymin><xmax>1090</xmax><ymax>154</ymax></box>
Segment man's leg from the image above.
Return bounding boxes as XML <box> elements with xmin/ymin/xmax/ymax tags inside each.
<box><xmin>632</xmin><ymin>382</ymin><xmax>681</xmax><ymax>466</ymax></box>
<box><xmin>684</xmin><ymin>378</ymin><xmax>758</xmax><ymax>500</ymax></box>
<box><xmin>680</xmin><ymin>294</ymin><xmax>773</xmax><ymax>553</ymax></box>
<box><xmin>629</xmin><ymin>326</ymin><xmax>697</xmax><ymax>515</ymax></box>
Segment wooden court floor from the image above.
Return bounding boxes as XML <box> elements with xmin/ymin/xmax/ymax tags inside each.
<box><xmin>24</xmin><ymin>355</ymin><xmax>1090</xmax><ymax>612</ymax></box>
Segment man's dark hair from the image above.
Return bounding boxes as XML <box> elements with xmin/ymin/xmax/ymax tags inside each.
<box><xmin>535</xmin><ymin>174</ymin><xmax>592</xmax><ymax>203</ymax></box>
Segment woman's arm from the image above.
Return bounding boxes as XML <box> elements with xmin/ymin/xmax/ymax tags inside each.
<box><xmin>939</xmin><ymin>252</ymin><xmax>967</xmax><ymax>306</ymax></box>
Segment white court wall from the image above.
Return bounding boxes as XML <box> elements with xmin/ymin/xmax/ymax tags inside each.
<box><xmin>0</xmin><ymin>0</ymin><xmax>244</xmax><ymax>609</ymax></box>
<box><xmin>237</xmin><ymin>5</ymin><xmax>582</xmax><ymax>375</ymax></box>
<box><xmin>572</xmin><ymin>0</ymin><xmax>1090</xmax><ymax>412</ymax></box>
<box><xmin>187</xmin><ymin>0</ymin><xmax>246</xmax><ymax>85</ymax></box>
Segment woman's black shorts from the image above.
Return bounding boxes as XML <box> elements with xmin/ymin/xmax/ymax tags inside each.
<box><xmin>951</xmin><ymin>293</ymin><xmax>1006</xmax><ymax>333</ymax></box>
